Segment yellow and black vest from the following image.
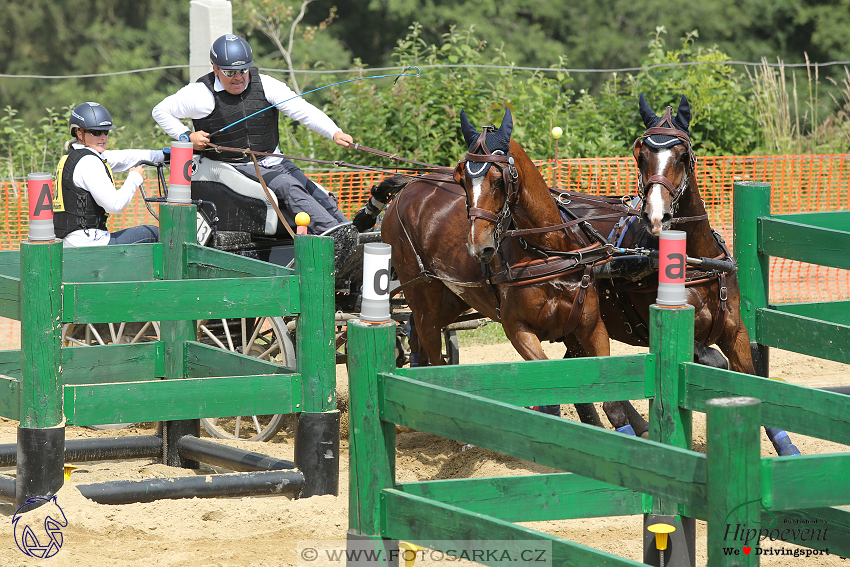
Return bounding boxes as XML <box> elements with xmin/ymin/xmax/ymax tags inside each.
<box><xmin>192</xmin><ymin>67</ymin><xmax>279</xmax><ymax>163</ymax></box>
<box><xmin>53</xmin><ymin>148</ymin><xmax>113</xmax><ymax>238</ymax></box>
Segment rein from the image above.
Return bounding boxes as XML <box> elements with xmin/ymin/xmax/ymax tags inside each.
<box><xmin>205</xmin><ymin>142</ymin><xmax>454</xmax><ymax>178</ymax></box>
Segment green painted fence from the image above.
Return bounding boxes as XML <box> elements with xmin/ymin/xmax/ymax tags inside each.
<box><xmin>0</xmin><ymin>201</ymin><xmax>335</xmax><ymax>426</ymax></box>
<box><xmin>734</xmin><ymin>181</ymin><xmax>850</xmax><ymax>365</ymax></box>
<box><xmin>347</xmin><ymin>305</ymin><xmax>850</xmax><ymax>566</ymax></box>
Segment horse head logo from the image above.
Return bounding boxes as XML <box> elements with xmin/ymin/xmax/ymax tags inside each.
<box><xmin>12</xmin><ymin>495</ymin><xmax>68</xmax><ymax>558</ymax></box>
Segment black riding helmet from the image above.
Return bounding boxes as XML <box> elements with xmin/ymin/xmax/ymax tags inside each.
<box><xmin>209</xmin><ymin>34</ymin><xmax>253</xmax><ymax>70</ymax></box>
<box><xmin>69</xmin><ymin>102</ymin><xmax>117</xmax><ymax>136</ymax></box>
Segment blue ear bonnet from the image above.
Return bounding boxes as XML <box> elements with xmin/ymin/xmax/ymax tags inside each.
<box><xmin>639</xmin><ymin>93</ymin><xmax>691</xmax><ymax>149</ymax></box>
<box><xmin>459</xmin><ymin>108</ymin><xmax>513</xmax><ymax>178</ymax></box>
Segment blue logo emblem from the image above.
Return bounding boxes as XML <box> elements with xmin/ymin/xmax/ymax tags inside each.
<box><xmin>12</xmin><ymin>496</ymin><xmax>68</xmax><ymax>558</ymax></box>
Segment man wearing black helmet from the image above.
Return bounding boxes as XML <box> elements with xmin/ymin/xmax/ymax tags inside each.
<box><xmin>53</xmin><ymin>102</ymin><xmax>164</xmax><ymax>247</ymax></box>
<box><xmin>152</xmin><ymin>34</ymin><xmax>356</xmax><ymax>244</ymax></box>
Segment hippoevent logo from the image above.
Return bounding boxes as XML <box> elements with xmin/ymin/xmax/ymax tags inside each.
<box><xmin>720</xmin><ymin>497</ymin><xmax>838</xmax><ymax>559</ymax></box>
<box><xmin>11</xmin><ymin>496</ymin><xmax>68</xmax><ymax>558</ymax></box>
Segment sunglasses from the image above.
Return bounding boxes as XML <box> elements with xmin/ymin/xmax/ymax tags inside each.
<box><xmin>220</xmin><ymin>67</ymin><xmax>249</xmax><ymax>78</ymax></box>
<box><xmin>85</xmin><ymin>129</ymin><xmax>110</xmax><ymax>137</ymax></box>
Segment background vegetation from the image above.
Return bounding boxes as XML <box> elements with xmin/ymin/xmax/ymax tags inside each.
<box><xmin>1</xmin><ymin>0</ymin><xmax>849</xmax><ymax>179</ymax></box>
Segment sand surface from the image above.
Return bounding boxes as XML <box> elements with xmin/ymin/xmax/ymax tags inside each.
<box><xmin>0</xmin><ymin>339</ymin><xmax>847</xmax><ymax>566</ymax></box>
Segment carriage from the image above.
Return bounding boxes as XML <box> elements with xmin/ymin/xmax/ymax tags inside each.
<box><xmin>60</xmin><ymin>154</ymin><xmax>480</xmax><ymax>441</ymax></box>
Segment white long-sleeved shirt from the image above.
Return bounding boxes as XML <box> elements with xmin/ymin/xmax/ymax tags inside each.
<box><xmin>62</xmin><ymin>144</ymin><xmax>165</xmax><ymax>247</ymax></box>
<box><xmin>152</xmin><ymin>73</ymin><xmax>340</xmax><ymax>166</ymax></box>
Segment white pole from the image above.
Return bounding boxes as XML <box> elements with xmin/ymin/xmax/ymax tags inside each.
<box><xmin>190</xmin><ymin>0</ymin><xmax>233</xmax><ymax>82</ymax></box>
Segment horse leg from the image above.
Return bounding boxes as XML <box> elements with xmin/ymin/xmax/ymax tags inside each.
<box><xmin>406</xmin><ymin>281</ymin><xmax>468</xmax><ymax>367</ymax></box>
<box><xmin>717</xmin><ymin>313</ymin><xmax>801</xmax><ymax>456</ymax></box>
<box><xmin>562</xmin><ymin>336</ymin><xmax>605</xmax><ymax>428</ymax></box>
<box><xmin>571</xmin><ymin>307</ymin><xmax>644</xmax><ymax>436</ymax></box>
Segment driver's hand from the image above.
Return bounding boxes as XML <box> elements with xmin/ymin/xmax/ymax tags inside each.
<box><xmin>333</xmin><ymin>130</ymin><xmax>353</xmax><ymax>148</ymax></box>
<box><xmin>190</xmin><ymin>130</ymin><xmax>211</xmax><ymax>151</ymax></box>
<box><xmin>130</xmin><ymin>165</ymin><xmax>146</xmax><ymax>182</ymax></box>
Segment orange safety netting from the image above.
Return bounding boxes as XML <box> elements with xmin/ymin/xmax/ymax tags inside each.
<box><xmin>2</xmin><ymin>155</ymin><xmax>849</xmax><ymax>349</ymax></box>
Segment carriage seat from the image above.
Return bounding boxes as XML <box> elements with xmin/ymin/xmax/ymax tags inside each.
<box><xmin>190</xmin><ymin>156</ymin><xmax>288</xmax><ymax>237</ymax></box>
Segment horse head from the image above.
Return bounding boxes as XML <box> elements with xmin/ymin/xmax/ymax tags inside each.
<box><xmin>633</xmin><ymin>94</ymin><xmax>696</xmax><ymax>236</ymax></box>
<box><xmin>454</xmin><ymin>108</ymin><xmax>520</xmax><ymax>263</ymax></box>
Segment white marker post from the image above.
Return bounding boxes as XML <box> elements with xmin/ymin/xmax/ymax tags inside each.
<box><xmin>360</xmin><ymin>243</ymin><xmax>392</xmax><ymax>323</ymax></box>
<box><xmin>656</xmin><ymin>230</ymin><xmax>687</xmax><ymax>307</ymax></box>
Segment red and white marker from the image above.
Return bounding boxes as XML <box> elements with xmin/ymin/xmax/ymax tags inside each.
<box><xmin>168</xmin><ymin>141</ymin><xmax>194</xmax><ymax>204</ymax></box>
<box><xmin>27</xmin><ymin>172</ymin><xmax>55</xmax><ymax>241</ymax></box>
<box><xmin>657</xmin><ymin>230</ymin><xmax>687</xmax><ymax>307</ymax></box>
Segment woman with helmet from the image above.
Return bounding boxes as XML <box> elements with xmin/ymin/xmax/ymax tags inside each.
<box><xmin>53</xmin><ymin>102</ymin><xmax>165</xmax><ymax>247</ymax></box>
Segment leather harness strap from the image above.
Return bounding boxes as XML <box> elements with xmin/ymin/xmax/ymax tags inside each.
<box><xmin>562</xmin><ymin>266</ymin><xmax>593</xmax><ymax>338</ymax></box>
<box><xmin>706</xmin><ymin>271</ymin><xmax>728</xmax><ymax>346</ymax></box>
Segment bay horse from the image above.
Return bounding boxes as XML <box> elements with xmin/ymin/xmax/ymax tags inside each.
<box><xmin>381</xmin><ymin>109</ymin><xmax>637</xmax><ymax>432</ymax></box>
<box><xmin>556</xmin><ymin>94</ymin><xmax>799</xmax><ymax>455</ymax></box>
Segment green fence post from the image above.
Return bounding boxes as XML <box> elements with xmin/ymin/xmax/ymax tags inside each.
<box><xmin>17</xmin><ymin>171</ymin><xmax>64</xmax><ymax>509</ymax></box>
<box><xmin>645</xmin><ymin>304</ymin><xmax>696</xmax><ymax>566</ymax></box>
<box><xmin>159</xmin><ymin>201</ymin><xmax>200</xmax><ymax>468</ymax></box>
<box><xmin>293</xmin><ymin>234</ymin><xmax>339</xmax><ymax>497</ymax></box>
<box><xmin>733</xmin><ymin>181</ymin><xmax>771</xmax><ymax>376</ymax></box>
<box><xmin>346</xmin><ymin>318</ymin><xmax>397</xmax><ymax>563</ymax></box>
<box><xmin>17</xmin><ymin>238</ymin><xmax>64</xmax><ymax>508</ymax></box>
<box><xmin>706</xmin><ymin>397</ymin><xmax>761</xmax><ymax>567</ymax></box>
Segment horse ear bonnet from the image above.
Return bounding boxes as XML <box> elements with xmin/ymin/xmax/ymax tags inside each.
<box><xmin>459</xmin><ymin>108</ymin><xmax>513</xmax><ymax>178</ymax></box>
<box><xmin>638</xmin><ymin>93</ymin><xmax>691</xmax><ymax>149</ymax></box>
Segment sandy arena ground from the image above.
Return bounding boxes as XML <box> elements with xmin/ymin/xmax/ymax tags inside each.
<box><xmin>0</xmin><ymin>339</ymin><xmax>848</xmax><ymax>566</ymax></box>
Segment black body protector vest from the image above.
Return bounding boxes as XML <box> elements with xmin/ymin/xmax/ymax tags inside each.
<box><xmin>52</xmin><ymin>147</ymin><xmax>112</xmax><ymax>238</ymax></box>
<box><xmin>192</xmin><ymin>67</ymin><xmax>280</xmax><ymax>162</ymax></box>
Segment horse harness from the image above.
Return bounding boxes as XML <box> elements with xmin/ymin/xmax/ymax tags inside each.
<box><xmin>633</xmin><ymin>106</ymin><xmax>707</xmax><ymax>226</ymax></box>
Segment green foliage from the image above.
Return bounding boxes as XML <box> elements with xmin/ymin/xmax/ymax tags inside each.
<box><xmin>0</xmin><ymin>106</ymin><xmax>70</xmax><ymax>180</ymax></box>
<box><xmin>287</xmin><ymin>24</ymin><xmax>629</xmax><ymax>166</ymax></box>
<box><xmin>620</xmin><ymin>28</ymin><xmax>755</xmax><ymax>155</ymax></box>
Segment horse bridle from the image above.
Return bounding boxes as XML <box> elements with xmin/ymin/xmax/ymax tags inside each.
<box><xmin>632</xmin><ymin>106</ymin><xmax>700</xmax><ymax>223</ymax></box>
<box><xmin>457</xmin><ymin>125</ymin><xmax>520</xmax><ymax>244</ymax></box>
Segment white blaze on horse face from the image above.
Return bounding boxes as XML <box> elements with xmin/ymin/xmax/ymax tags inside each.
<box><xmin>468</xmin><ymin>175</ymin><xmax>486</xmax><ymax>243</ymax></box>
<box><xmin>646</xmin><ymin>149</ymin><xmax>673</xmax><ymax>234</ymax></box>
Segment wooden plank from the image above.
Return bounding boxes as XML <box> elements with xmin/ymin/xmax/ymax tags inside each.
<box><xmin>185</xmin><ymin>341</ymin><xmax>295</xmax><ymax>378</ymax></box>
<box><xmin>396</xmin><ymin>354</ymin><xmax>651</xmax><ymax>405</ymax></box>
<box><xmin>0</xmin><ymin>375</ymin><xmax>20</xmax><ymax>420</ymax></box>
<box><xmin>763</xmin><ymin>454</ymin><xmax>850</xmax><ymax>511</ymax></box>
<box><xmin>382</xmin><ymin>373</ymin><xmax>706</xmax><ymax>509</ymax></box>
<box><xmin>398</xmin><ymin>473</ymin><xmax>642</xmax><ymax>522</ymax></box>
<box><xmin>760</xmin><ymin>217</ymin><xmax>850</xmax><ymax>270</ymax></box>
<box><xmin>0</xmin><ymin>274</ymin><xmax>20</xmax><ymax>320</ymax></box>
<box><xmin>186</xmin><ymin>244</ymin><xmax>293</xmax><ymax>279</ymax></box>
<box><xmin>0</xmin><ymin>349</ymin><xmax>21</xmax><ymax>379</ymax></box>
<box><xmin>756</xmin><ymin>309</ymin><xmax>850</xmax><ymax>364</ymax></box>
<box><xmin>383</xmin><ymin>489</ymin><xmax>645</xmax><ymax>567</ymax></box>
<box><xmin>61</xmin><ymin>342</ymin><xmax>163</xmax><ymax>384</ymax></box>
<box><xmin>62</xmin><ymin>244</ymin><xmax>161</xmax><ymax>282</ymax></box>
<box><xmin>65</xmin><ymin>276</ymin><xmax>300</xmax><ymax>323</ymax></box>
<box><xmin>64</xmin><ymin>373</ymin><xmax>302</xmax><ymax>425</ymax></box>
<box><xmin>772</xmin><ymin>300</ymin><xmax>850</xmax><ymax>327</ymax></box>
<box><xmin>683</xmin><ymin>363</ymin><xmax>850</xmax><ymax>444</ymax></box>
<box><xmin>767</xmin><ymin>507</ymin><xmax>850</xmax><ymax>556</ymax></box>
<box><xmin>773</xmin><ymin>211</ymin><xmax>850</xmax><ymax>233</ymax></box>
<box><xmin>0</xmin><ymin>250</ymin><xmax>20</xmax><ymax>278</ymax></box>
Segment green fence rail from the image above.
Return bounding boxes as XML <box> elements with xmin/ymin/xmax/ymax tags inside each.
<box><xmin>347</xmin><ymin>305</ymin><xmax>850</xmax><ymax>566</ymax></box>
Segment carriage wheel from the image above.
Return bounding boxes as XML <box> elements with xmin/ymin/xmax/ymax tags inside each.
<box><xmin>443</xmin><ymin>329</ymin><xmax>459</xmax><ymax>365</ymax></box>
<box><xmin>61</xmin><ymin>321</ymin><xmax>162</xmax><ymax>429</ymax></box>
<box><xmin>62</xmin><ymin>321</ymin><xmax>161</xmax><ymax>347</ymax></box>
<box><xmin>198</xmin><ymin>316</ymin><xmax>295</xmax><ymax>442</ymax></box>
